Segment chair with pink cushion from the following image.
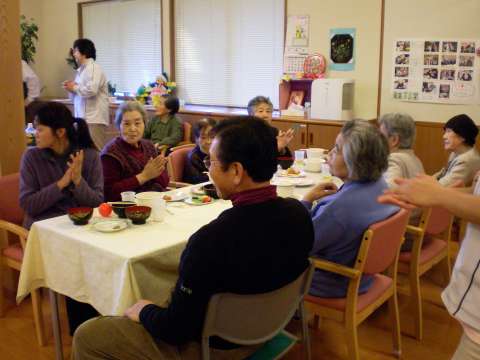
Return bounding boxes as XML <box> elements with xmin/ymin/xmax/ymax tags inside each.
<box><xmin>397</xmin><ymin>206</ymin><xmax>453</xmax><ymax>340</ymax></box>
<box><xmin>305</xmin><ymin>209</ymin><xmax>410</xmax><ymax>360</ymax></box>
<box><xmin>0</xmin><ymin>172</ymin><xmax>46</xmax><ymax>346</ymax></box>
<box><xmin>166</xmin><ymin>143</ymin><xmax>196</xmax><ymax>186</ymax></box>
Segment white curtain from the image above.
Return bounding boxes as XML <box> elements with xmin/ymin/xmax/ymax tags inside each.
<box><xmin>82</xmin><ymin>0</ymin><xmax>162</xmax><ymax>93</ymax></box>
<box><xmin>175</xmin><ymin>0</ymin><xmax>284</xmax><ymax>108</ymax></box>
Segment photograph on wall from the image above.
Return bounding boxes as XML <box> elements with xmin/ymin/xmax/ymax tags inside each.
<box><xmin>287</xmin><ymin>90</ymin><xmax>305</xmax><ymax>110</ymax></box>
<box><xmin>391</xmin><ymin>38</ymin><xmax>480</xmax><ymax>104</ymax></box>
<box><xmin>329</xmin><ymin>28</ymin><xmax>355</xmax><ymax>71</ymax></box>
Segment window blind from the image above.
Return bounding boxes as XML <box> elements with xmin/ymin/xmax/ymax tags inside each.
<box><xmin>82</xmin><ymin>0</ymin><xmax>162</xmax><ymax>93</ymax></box>
<box><xmin>175</xmin><ymin>0</ymin><xmax>284</xmax><ymax>108</ymax></box>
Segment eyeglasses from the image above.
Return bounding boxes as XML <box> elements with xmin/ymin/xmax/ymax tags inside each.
<box><xmin>203</xmin><ymin>158</ymin><xmax>220</xmax><ymax>169</ymax></box>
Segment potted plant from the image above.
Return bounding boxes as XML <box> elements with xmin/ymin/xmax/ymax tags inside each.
<box><xmin>20</xmin><ymin>15</ymin><xmax>39</xmax><ymax>63</ymax></box>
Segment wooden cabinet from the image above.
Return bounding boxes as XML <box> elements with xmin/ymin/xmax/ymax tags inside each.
<box><xmin>271</xmin><ymin>119</ymin><xmax>344</xmax><ymax>151</ymax></box>
<box><xmin>307</xmin><ymin>123</ymin><xmax>341</xmax><ymax>150</ymax></box>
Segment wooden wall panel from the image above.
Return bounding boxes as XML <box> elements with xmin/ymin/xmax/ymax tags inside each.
<box><xmin>0</xmin><ymin>0</ymin><xmax>26</xmax><ymax>176</ymax></box>
<box><xmin>414</xmin><ymin>122</ymin><xmax>448</xmax><ymax>175</ymax></box>
<box><xmin>307</xmin><ymin>123</ymin><xmax>341</xmax><ymax>150</ymax></box>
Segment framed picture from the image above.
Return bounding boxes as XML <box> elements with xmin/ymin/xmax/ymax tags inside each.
<box><xmin>288</xmin><ymin>90</ymin><xmax>305</xmax><ymax>109</ymax></box>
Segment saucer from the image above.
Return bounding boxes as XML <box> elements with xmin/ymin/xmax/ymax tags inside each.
<box><xmin>93</xmin><ymin>220</ymin><xmax>128</xmax><ymax>233</ymax></box>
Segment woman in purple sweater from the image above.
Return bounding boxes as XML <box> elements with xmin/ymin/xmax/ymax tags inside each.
<box><xmin>19</xmin><ymin>101</ymin><xmax>103</xmax><ymax>333</ymax></box>
<box><xmin>19</xmin><ymin>102</ymin><xmax>103</xmax><ymax>228</ymax></box>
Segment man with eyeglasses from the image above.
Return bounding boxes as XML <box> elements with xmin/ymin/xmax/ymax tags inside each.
<box><xmin>72</xmin><ymin>116</ymin><xmax>314</xmax><ymax>360</ymax></box>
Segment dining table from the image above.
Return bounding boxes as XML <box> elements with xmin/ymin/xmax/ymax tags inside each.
<box><xmin>16</xmin><ymin>171</ymin><xmax>341</xmax><ymax>360</ymax></box>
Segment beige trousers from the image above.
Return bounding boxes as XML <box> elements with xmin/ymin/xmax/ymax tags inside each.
<box><xmin>87</xmin><ymin>124</ymin><xmax>108</xmax><ymax>151</ymax></box>
<box><xmin>452</xmin><ymin>334</ymin><xmax>480</xmax><ymax>360</ymax></box>
<box><xmin>71</xmin><ymin>316</ymin><xmax>259</xmax><ymax>360</ymax></box>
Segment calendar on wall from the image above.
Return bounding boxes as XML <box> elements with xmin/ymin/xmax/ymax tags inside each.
<box><xmin>283</xmin><ymin>54</ymin><xmax>308</xmax><ymax>74</ymax></box>
<box><xmin>283</xmin><ymin>15</ymin><xmax>309</xmax><ymax>74</ymax></box>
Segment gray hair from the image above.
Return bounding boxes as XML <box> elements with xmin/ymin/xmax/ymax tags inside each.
<box><xmin>247</xmin><ymin>96</ymin><xmax>273</xmax><ymax>116</ymax></box>
<box><xmin>378</xmin><ymin>112</ymin><xmax>416</xmax><ymax>149</ymax></box>
<box><xmin>114</xmin><ymin>101</ymin><xmax>148</xmax><ymax>129</ymax></box>
<box><xmin>341</xmin><ymin>119</ymin><xmax>389</xmax><ymax>181</ymax></box>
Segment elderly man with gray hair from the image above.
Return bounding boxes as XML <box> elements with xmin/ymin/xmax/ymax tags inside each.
<box><xmin>378</xmin><ymin>113</ymin><xmax>425</xmax><ymax>188</ymax></box>
<box><xmin>302</xmin><ymin>120</ymin><xmax>398</xmax><ymax>298</ymax></box>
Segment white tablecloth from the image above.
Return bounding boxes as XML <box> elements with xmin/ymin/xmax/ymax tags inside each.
<box><xmin>17</xmin><ymin>189</ymin><xmax>231</xmax><ymax>315</ymax></box>
<box><xmin>16</xmin><ymin>173</ymin><xmax>340</xmax><ymax>315</ymax></box>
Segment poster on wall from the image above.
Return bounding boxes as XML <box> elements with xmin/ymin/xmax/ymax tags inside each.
<box><xmin>329</xmin><ymin>28</ymin><xmax>356</xmax><ymax>71</ymax></box>
<box><xmin>283</xmin><ymin>15</ymin><xmax>309</xmax><ymax>74</ymax></box>
<box><xmin>392</xmin><ymin>39</ymin><xmax>480</xmax><ymax>104</ymax></box>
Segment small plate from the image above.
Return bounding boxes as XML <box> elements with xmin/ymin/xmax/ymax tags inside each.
<box><xmin>184</xmin><ymin>196</ymin><xmax>214</xmax><ymax>206</ymax></box>
<box><xmin>295</xmin><ymin>179</ymin><xmax>314</xmax><ymax>187</ymax></box>
<box><xmin>191</xmin><ymin>187</ymin><xmax>206</xmax><ymax>195</ymax></box>
<box><xmin>277</xmin><ymin>170</ymin><xmax>306</xmax><ymax>178</ymax></box>
<box><xmin>163</xmin><ymin>191</ymin><xmax>188</xmax><ymax>202</ymax></box>
<box><xmin>93</xmin><ymin>220</ymin><xmax>128</xmax><ymax>233</ymax></box>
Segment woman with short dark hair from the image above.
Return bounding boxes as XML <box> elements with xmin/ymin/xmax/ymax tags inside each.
<box><xmin>143</xmin><ymin>94</ymin><xmax>183</xmax><ymax>151</ymax></box>
<box><xmin>183</xmin><ymin>117</ymin><xmax>217</xmax><ymax>184</ymax></box>
<box><xmin>62</xmin><ymin>38</ymin><xmax>109</xmax><ymax>150</ymax></box>
<box><xmin>434</xmin><ymin>114</ymin><xmax>480</xmax><ymax>186</ymax></box>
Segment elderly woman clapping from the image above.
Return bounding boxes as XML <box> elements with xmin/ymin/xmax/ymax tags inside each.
<box><xmin>302</xmin><ymin>120</ymin><xmax>398</xmax><ymax>298</ymax></box>
<box><xmin>101</xmin><ymin>101</ymin><xmax>169</xmax><ymax>201</ymax></box>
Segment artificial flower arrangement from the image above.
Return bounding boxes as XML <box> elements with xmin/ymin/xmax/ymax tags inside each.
<box><xmin>136</xmin><ymin>74</ymin><xmax>176</xmax><ymax>105</ymax></box>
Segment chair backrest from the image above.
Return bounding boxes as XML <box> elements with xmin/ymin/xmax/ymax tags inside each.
<box><xmin>0</xmin><ymin>173</ymin><xmax>24</xmax><ymax>225</ymax></box>
<box><xmin>424</xmin><ymin>206</ymin><xmax>453</xmax><ymax>236</ymax></box>
<box><xmin>167</xmin><ymin>144</ymin><xmax>196</xmax><ymax>182</ymax></box>
<box><xmin>183</xmin><ymin>121</ymin><xmax>192</xmax><ymax>143</ymax></box>
<box><xmin>202</xmin><ymin>261</ymin><xmax>315</xmax><ymax>346</ymax></box>
<box><xmin>362</xmin><ymin>209</ymin><xmax>410</xmax><ymax>275</ymax></box>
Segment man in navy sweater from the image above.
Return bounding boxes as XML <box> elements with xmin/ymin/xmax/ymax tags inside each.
<box><xmin>72</xmin><ymin>116</ymin><xmax>314</xmax><ymax>360</ymax></box>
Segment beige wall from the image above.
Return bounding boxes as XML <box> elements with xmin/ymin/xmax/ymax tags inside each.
<box><xmin>23</xmin><ymin>0</ymin><xmax>480</xmax><ymax>123</ymax></box>
<box><xmin>287</xmin><ymin>0</ymin><xmax>382</xmax><ymax>119</ymax></box>
<box><xmin>22</xmin><ymin>0</ymin><xmax>382</xmax><ymax>118</ymax></box>
<box><xmin>20</xmin><ymin>0</ymin><xmax>171</xmax><ymax>99</ymax></box>
<box><xmin>380</xmin><ymin>0</ymin><xmax>480</xmax><ymax>123</ymax></box>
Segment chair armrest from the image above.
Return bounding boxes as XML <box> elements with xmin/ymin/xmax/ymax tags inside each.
<box><xmin>310</xmin><ymin>257</ymin><xmax>361</xmax><ymax>279</ymax></box>
<box><xmin>406</xmin><ymin>225</ymin><xmax>423</xmax><ymax>236</ymax></box>
<box><xmin>0</xmin><ymin>220</ymin><xmax>28</xmax><ymax>249</ymax></box>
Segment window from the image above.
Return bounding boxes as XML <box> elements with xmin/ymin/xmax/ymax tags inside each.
<box><xmin>81</xmin><ymin>0</ymin><xmax>162</xmax><ymax>93</ymax></box>
<box><xmin>175</xmin><ymin>0</ymin><xmax>284</xmax><ymax>108</ymax></box>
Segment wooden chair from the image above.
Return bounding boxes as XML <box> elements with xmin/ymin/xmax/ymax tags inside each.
<box><xmin>397</xmin><ymin>206</ymin><xmax>453</xmax><ymax>340</ymax></box>
<box><xmin>180</xmin><ymin>121</ymin><xmax>192</xmax><ymax>145</ymax></box>
<box><xmin>305</xmin><ymin>209</ymin><xmax>410</xmax><ymax>360</ymax></box>
<box><xmin>166</xmin><ymin>143</ymin><xmax>196</xmax><ymax>187</ymax></box>
<box><xmin>201</xmin><ymin>261</ymin><xmax>315</xmax><ymax>360</ymax></box>
<box><xmin>0</xmin><ymin>173</ymin><xmax>46</xmax><ymax>346</ymax></box>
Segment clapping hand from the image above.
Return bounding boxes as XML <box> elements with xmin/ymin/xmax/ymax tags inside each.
<box><xmin>138</xmin><ymin>154</ymin><xmax>168</xmax><ymax>184</ymax></box>
<box><xmin>277</xmin><ymin>128</ymin><xmax>295</xmax><ymax>152</ymax></box>
<box><xmin>378</xmin><ymin>175</ymin><xmax>443</xmax><ymax>209</ymax></box>
<box><xmin>303</xmin><ymin>182</ymin><xmax>338</xmax><ymax>203</ymax></box>
<box><xmin>56</xmin><ymin>167</ymin><xmax>73</xmax><ymax>190</ymax></box>
<box><xmin>68</xmin><ymin>150</ymin><xmax>84</xmax><ymax>186</ymax></box>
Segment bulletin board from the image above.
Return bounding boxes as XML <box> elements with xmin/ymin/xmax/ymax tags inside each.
<box><xmin>380</xmin><ymin>0</ymin><xmax>480</xmax><ymax>123</ymax></box>
<box><xmin>391</xmin><ymin>39</ymin><xmax>480</xmax><ymax>104</ymax></box>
